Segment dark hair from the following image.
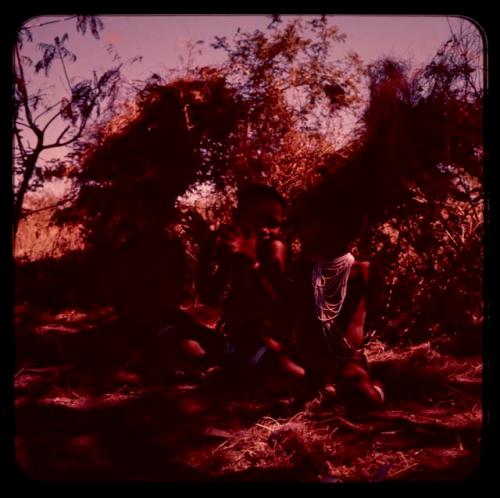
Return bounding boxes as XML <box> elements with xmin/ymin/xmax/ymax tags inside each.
<box><xmin>292</xmin><ymin>178</ymin><xmax>367</xmax><ymax>248</ymax></box>
<box><xmin>236</xmin><ymin>184</ymin><xmax>286</xmax><ymax>214</ymax></box>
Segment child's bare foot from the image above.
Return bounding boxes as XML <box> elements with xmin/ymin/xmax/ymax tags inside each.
<box><xmin>317</xmin><ymin>383</ymin><xmax>338</xmax><ymax>408</ymax></box>
<box><xmin>279</xmin><ymin>354</ymin><xmax>306</xmax><ymax>378</ymax></box>
<box><xmin>337</xmin><ymin>361</ymin><xmax>385</xmax><ymax>411</ymax></box>
<box><xmin>323</xmin><ymin>383</ymin><xmax>337</xmax><ymax>399</ymax></box>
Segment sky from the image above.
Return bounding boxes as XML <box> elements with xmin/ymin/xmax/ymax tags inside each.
<box><xmin>16</xmin><ymin>15</ymin><xmax>483</xmax><ymax>196</ymax></box>
<box><xmin>20</xmin><ymin>15</ymin><xmax>479</xmax><ymax>79</ymax></box>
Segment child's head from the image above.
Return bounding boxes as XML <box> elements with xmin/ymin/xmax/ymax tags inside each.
<box><xmin>292</xmin><ymin>193</ymin><xmax>335</xmax><ymax>258</ymax></box>
<box><xmin>235</xmin><ymin>184</ymin><xmax>286</xmax><ymax>240</ymax></box>
<box><xmin>293</xmin><ymin>183</ymin><xmax>366</xmax><ymax>259</ymax></box>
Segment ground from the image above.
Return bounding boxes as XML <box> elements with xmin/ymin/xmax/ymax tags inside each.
<box><xmin>14</xmin><ymin>304</ymin><xmax>482</xmax><ymax>482</ymax></box>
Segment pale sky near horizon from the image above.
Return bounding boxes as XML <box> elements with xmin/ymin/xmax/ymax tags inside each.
<box><xmin>16</xmin><ymin>15</ymin><xmax>483</xmax><ymax>196</ymax></box>
<box><xmin>21</xmin><ymin>15</ymin><xmax>480</xmax><ymax>85</ymax></box>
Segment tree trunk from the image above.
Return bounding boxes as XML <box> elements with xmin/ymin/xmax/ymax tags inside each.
<box><xmin>14</xmin><ymin>147</ymin><xmax>41</xmax><ymax>237</ymax></box>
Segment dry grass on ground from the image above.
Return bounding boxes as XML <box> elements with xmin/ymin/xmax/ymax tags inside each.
<box><xmin>15</xmin><ymin>306</ymin><xmax>482</xmax><ymax>482</ymax></box>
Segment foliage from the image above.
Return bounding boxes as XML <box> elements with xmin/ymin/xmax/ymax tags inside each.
<box><xmin>15</xmin><ymin>193</ymin><xmax>84</xmax><ymax>261</ymax></box>
<box><xmin>13</xmin><ymin>16</ymin><xmax>123</xmax><ymax>235</ymax></box>
<box><xmin>309</xmin><ymin>22</ymin><xmax>484</xmax><ymax>347</ymax></box>
<box><xmin>207</xmin><ymin>15</ymin><xmax>364</xmax><ymax>199</ymax></box>
<box><xmin>18</xmin><ymin>17</ymin><xmax>483</xmax><ymax>350</ymax></box>
<box><xmin>56</xmin><ymin>72</ymin><xmax>244</xmax><ymax>250</ymax></box>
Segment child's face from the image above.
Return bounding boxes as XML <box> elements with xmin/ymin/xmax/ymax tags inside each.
<box><xmin>297</xmin><ymin>218</ymin><xmax>324</xmax><ymax>258</ymax></box>
<box><xmin>298</xmin><ymin>216</ymin><xmax>350</xmax><ymax>260</ymax></box>
<box><xmin>242</xmin><ymin>199</ymin><xmax>284</xmax><ymax>241</ymax></box>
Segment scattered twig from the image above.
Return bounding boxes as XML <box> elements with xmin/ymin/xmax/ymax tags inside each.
<box><xmin>321</xmin><ymin>416</ymin><xmax>364</xmax><ymax>432</ymax></box>
<box><xmin>204</xmin><ymin>427</ymin><xmax>232</xmax><ymax>439</ymax></box>
<box><xmin>390</xmin><ymin>462</ymin><xmax>418</xmax><ymax>478</ymax></box>
<box><xmin>110</xmin><ymin>385</ymin><xmax>128</xmax><ymax>396</ymax></box>
<box><xmin>444</xmin><ymin>383</ymin><xmax>467</xmax><ymax>397</ymax></box>
<box><xmin>260</xmin><ymin>416</ymin><xmax>281</xmax><ymax>425</ymax></box>
<box><xmin>15</xmin><ymin>367</ymin><xmax>25</xmax><ymax>378</ymax></box>
<box><xmin>397</xmin><ymin>451</ymin><xmax>409</xmax><ymax>466</ymax></box>
<box><xmin>212</xmin><ymin>439</ymin><xmax>230</xmax><ymax>455</ymax></box>
<box><xmin>289</xmin><ymin>410</ymin><xmax>307</xmax><ymax>423</ymax></box>
<box><xmin>255</xmin><ymin>423</ymin><xmax>274</xmax><ymax>432</ymax></box>
<box><xmin>328</xmin><ymin>426</ymin><xmax>339</xmax><ymax>438</ymax></box>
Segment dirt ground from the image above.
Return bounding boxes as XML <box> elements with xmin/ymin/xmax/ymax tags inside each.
<box><xmin>14</xmin><ymin>304</ymin><xmax>482</xmax><ymax>482</ymax></box>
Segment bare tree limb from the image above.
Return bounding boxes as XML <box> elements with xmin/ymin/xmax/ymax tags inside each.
<box><xmin>43</xmin><ymin>117</ymin><xmax>88</xmax><ymax>149</ymax></box>
<box><xmin>14</xmin><ymin>129</ymin><xmax>28</xmax><ymax>161</ymax></box>
<box><xmin>24</xmin><ymin>16</ymin><xmax>77</xmax><ymax>30</ymax></box>
<box><xmin>15</xmin><ymin>43</ymin><xmax>43</xmax><ymax>139</ymax></box>
<box><xmin>14</xmin><ymin>145</ymin><xmax>43</xmax><ymax>234</ymax></box>
<box><xmin>23</xmin><ymin>193</ymin><xmax>78</xmax><ymax>216</ymax></box>
<box><xmin>15</xmin><ymin>120</ymin><xmax>33</xmax><ymax>130</ymax></box>
<box><xmin>34</xmin><ymin>99</ymin><xmax>64</xmax><ymax>123</ymax></box>
<box><xmin>42</xmin><ymin>108</ymin><xmax>65</xmax><ymax>133</ymax></box>
<box><xmin>55</xmin><ymin>125</ymin><xmax>71</xmax><ymax>144</ymax></box>
<box><xmin>55</xmin><ymin>37</ymin><xmax>73</xmax><ymax>94</ymax></box>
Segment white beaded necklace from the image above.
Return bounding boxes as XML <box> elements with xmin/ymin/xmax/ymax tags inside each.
<box><xmin>312</xmin><ymin>252</ymin><xmax>355</xmax><ymax>330</ymax></box>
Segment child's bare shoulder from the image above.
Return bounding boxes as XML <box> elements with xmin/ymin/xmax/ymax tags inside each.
<box><xmin>351</xmin><ymin>260</ymin><xmax>370</xmax><ymax>281</ymax></box>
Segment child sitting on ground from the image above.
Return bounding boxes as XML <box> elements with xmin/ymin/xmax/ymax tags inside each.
<box><xmin>290</xmin><ymin>184</ymin><xmax>385</xmax><ymax>411</ymax></box>
<box><xmin>172</xmin><ymin>184</ymin><xmax>306</xmax><ymax>393</ymax></box>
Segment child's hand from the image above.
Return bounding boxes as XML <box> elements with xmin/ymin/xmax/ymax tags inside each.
<box><xmin>230</xmin><ymin>233</ymin><xmax>258</xmax><ymax>262</ymax></box>
<box><xmin>218</xmin><ymin>226</ymin><xmax>258</xmax><ymax>262</ymax></box>
<box><xmin>263</xmin><ymin>335</ymin><xmax>284</xmax><ymax>352</ymax></box>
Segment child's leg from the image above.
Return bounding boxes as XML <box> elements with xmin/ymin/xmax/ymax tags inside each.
<box><xmin>336</xmin><ymin>262</ymin><xmax>384</xmax><ymax>408</ymax></box>
<box><xmin>262</xmin><ymin>335</ymin><xmax>306</xmax><ymax>378</ymax></box>
<box><xmin>180</xmin><ymin>338</ymin><xmax>207</xmax><ymax>359</ymax></box>
<box><xmin>344</xmin><ymin>294</ymin><xmax>367</xmax><ymax>350</ymax></box>
<box><xmin>152</xmin><ymin>311</ymin><xmax>226</xmax><ymax>377</ymax></box>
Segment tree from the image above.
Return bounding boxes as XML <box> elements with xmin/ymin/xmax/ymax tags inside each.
<box><xmin>56</xmin><ymin>72</ymin><xmax>244</xmax><ymax>250</ymax></box>
<box><xmin>13</xmin><ymin>15</ymin><xmax>124</xmax><ymax>236</ymax></box>
<box><xmin>206</xmin><ymin>15</ymin><xmax>364</xmax><ymax>199</ymax></box>
<box><xmin>312</xmin><ymin>19</ymin><xmax>483</xmax><ymax>228</ymax></box>
<box><xmin>306</xmin><ymin>22</ymin><xmax>484</xmax><ymax>347</ymax></box>
<box><xmin>57</xmin><ymin>16</ymin><xmax>364</xmax><ymax>249</ymax></box>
